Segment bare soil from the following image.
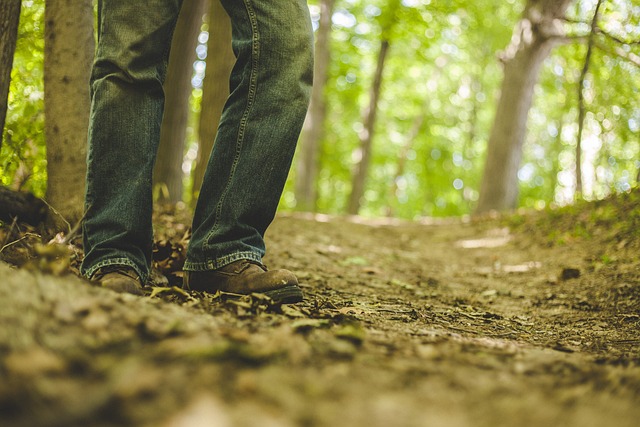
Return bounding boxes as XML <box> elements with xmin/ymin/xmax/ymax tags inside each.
<box><xmin>0</xmin><ymin>200</ymin><xmax>639</xmax><ymax>427</ymax></box>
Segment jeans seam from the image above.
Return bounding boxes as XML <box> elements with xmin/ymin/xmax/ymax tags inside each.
<box><xmin>183</xmin><ymin>251</ymin><xmax>262</xmax><ymax>271</ymax></box>
<box><xmin>83</xmin><ymin>257</ymin><xmax>147</xmax><ymax>283</ymax></box>
<box><xmin>203</xmin><ymin>0</ymin><xmax>260</xmax><ymax>255</ymax></box>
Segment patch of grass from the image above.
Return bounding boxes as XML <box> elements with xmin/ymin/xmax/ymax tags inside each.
<box><xmin>505</xmin><ymin>188</ymin><xmax>640</xmax><ymax>248</ymax></box>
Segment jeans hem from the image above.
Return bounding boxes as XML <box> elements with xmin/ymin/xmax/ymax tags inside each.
<box><xmin>183</xmin><ymin>251</ymin><xmax>262</xmax><ymax>271</ymax></box>
<box><xmin>82</xmin><ymin>258</ymin><xmax>147</xmax><ymax>283</ymax></box>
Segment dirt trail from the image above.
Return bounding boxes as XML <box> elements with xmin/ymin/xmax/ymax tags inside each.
<box><xmin>0</xmin><ymin>211</ymin><xmax>639</xmax><ymax>427</ymax></box>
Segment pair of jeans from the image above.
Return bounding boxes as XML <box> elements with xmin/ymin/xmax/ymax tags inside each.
<box><xmin>81</xmin><ymin>0</ymin><xmax>314</xmax><ymax>282</ymax></box>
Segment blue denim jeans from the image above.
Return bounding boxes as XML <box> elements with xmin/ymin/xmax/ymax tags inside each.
<box><xmin>81</xmin><ymin>0</ymin><xmax>313</xmax><ymax>282</ymax></box>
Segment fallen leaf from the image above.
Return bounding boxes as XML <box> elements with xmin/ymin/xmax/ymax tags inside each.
<box><xmin>338</xmin><ymin>307</ymin><xmax>365</xmax><ymax>316</ymax></box>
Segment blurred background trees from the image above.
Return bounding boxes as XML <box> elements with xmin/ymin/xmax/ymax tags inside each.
<box><xmin>153</xmin><ymin>0</ymin><xmax>209</xmax><ymax>205</ymax></box>
<box><xmin>476</xmin><ymin>0</ymin><xmax>574</xmax><ymax>213</ymax></box>
<box><xmin>1</xmin><ymin>0</ymin><xmax>639</xmax><ymax>222</ymax></box>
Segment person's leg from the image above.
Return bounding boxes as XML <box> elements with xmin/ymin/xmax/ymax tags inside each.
<box><xmin>81</xmin><ymin>0</ymin><xmax>182</xmax><ymax>283</ymax></box>
<box><xmin>184</xmin><ymin>0</ymin><xmax>313</xmax><ymax>273</ymax></box>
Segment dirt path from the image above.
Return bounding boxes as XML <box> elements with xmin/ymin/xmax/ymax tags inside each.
<box><xmin>1</xmin><ymin>210</ymin><xmax>639</xmax><ymax>427</ymax></box>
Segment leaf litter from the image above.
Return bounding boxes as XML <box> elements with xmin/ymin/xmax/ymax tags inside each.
<box><xmin>0</xmin><ymin>192</ymin><xmax>639</xmax><ymax>426</ymax></box>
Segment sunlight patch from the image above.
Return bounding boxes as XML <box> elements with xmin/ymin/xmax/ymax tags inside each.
<box><xmin>503</xmin><ymin>262</ymin><xmax>542</xmax><ymax>273</ymax></box>
<box><xmin>455</xmin><ymin>236</ymin><xmax>511</xmax><ymax>248</ymax></box>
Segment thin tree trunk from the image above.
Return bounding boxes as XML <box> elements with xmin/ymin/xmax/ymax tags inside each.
<box><xmin>551</xmin><ymin>120</ymin><xmax>564</xmax><ymax>202</ymax></box>
<box><xmin>347</xmin><ymin>39</ymin><xmax>391</xmax><ymax>215</ymax></box>
<box><xmin>0</xmin><ymin>0</ymin><xmax>21</xmax><ymax>151</ymax></box>
<box><xmin>575</xmin><ymin>0</ymin><xmax>603</xmax><ymax>199</ymax></box>
<box><xmin>44</xmin><ymin>0</ymin><xmax>94</xmax><ymax>225</ymax></box>
<box><xmin>295</xmin><ymin>0</ymin><xmax>335</xmax><ymax>212</ymax></box>
<box><xmin>476</xmin><ymin>0</ymin><xmax>572</xmax><ymax>214</ymax></box>
<box><xmin>192</xmin><ymin>0</ymin><xmax>234</xmax><ymax>201</ymax></box>
<box><xmin>154</xmin><ymin>0</ymin><xmax>208</xmax><ymax>205</ymax></box>
<box><xmin>386</xmin><ymin>107</ymin><xmax>427</xmax><ymax>217</ymax></box>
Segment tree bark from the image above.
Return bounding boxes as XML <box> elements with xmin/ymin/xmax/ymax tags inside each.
<box><xmin>347</xmin><ymin>39</ymin><xmax>390</xmax><ymax>215</ymax></box>
<box><xmin>475</xmin><ymin>0</ymin><xmax>572</xmax><ymax>213</ymax></box>
<box><xmin>192</xmin><ymin>0</ymin><xmax>234</xmax><ymax>202</ymax></box>
<box><xmin>154</xmin><ymin>0</ymin><xmax>208</xmax><ymax>205</ymax></box>
<box><xmin>295</xmin><ymin>0</ymin><xmax>335</xmax><ymax>213</ymax></box>
<box><xmin>44</xmin><ymin>0</ymin><xmax>94</xmax><ymax>224</ymax></box>
<box><xmin>0</xmin><ymin>0</ymin><xmax>21</xmax><ymax>152</ymax></box>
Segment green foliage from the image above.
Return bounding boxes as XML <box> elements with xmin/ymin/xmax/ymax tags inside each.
<box><xmin>522</xmin><ymin>0</ymin><xmax>640</xmax><ymax>209</ymax></box>
<box><xmin>288</xmin><ymin>0</ymin><xmax>519</xmax><ymax>217</ymax></box>
<box><xmin>2</xmin><ymin>0</ymin><xmax>639</xmax><ymax>219</ymax></box>
<box><xmin>283</xmin><ymin>0</ymin><xmax>640</xmax><ymax>218</ymax></box>
<box><xmin>1</xmin><ymin>0</ymin><xmax>46</xmax><ymax>196</ymax></box>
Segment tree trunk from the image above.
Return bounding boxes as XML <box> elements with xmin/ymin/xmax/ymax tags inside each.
<box><xmin>550</xmin><ymin>120</ymin><xmax>564</xmax><ymax>202</ymax></box>
<box><xmin>0</xmin><ymin>0</ymin><xmax>21</xmax><ymax>151</ymax></box>
<box><xmin>154</xmin><ymin>0</ymin><xmax>208</xmax><ymax>205</ymax></box>
<box><xmin>386</xmin><ymin>108</ymin><xmax>427</xmax><ymax>217</ymax></box>
<box><xmin>347</xmin><ymin>39</ymin><xmax>390</xmax><ymax>215</ymax></box>
<box><xmin>295</xmin><ymin>0</ymin><xmax>335</xmax><ymax>212</ymax></box>
<box><xmin>386</xmin><ymin>61</ymin><xmax>446</xmax><ymax>217</ymax></box>
<box><xmin>575</xmin><ymin>0</ymin><xmax>604</xmax><ymax>200</ymax></box>
<box><xmin>44</xmin><ymin>0</ymin><xmax>94</xmax><ymax>225</ymax></box>
<box><xmin>192</xmin><ymin>0</ymin><xmax>234</xmax><ymax>202</ymax></box>
<box><xmin>475</xmin><ymin>0</ymin><xmax>572</xmax><ymax>214</ymax></box>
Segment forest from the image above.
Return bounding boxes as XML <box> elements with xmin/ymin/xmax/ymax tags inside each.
<box><xmin>1</xmin><ymin>0</ymin><xmax>639</xmax><ymax>219</ymax></box>
<box><xmin>1</xmin><ymin>0</ymin><xmax>639</xmax><ymax>426</ymax></box>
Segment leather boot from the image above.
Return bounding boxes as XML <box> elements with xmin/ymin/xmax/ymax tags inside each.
<box><xmin>183</xmin><ymin>259</ymin><xmax>302</xmax><ymax>304</ymax></box>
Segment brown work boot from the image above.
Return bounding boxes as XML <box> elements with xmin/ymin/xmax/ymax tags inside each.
<box><xmin>183</xmin><ymin>259</ymin><xmax>303</xmax><ymax>304</ymax></box>
<box><xmin>92</xmin><ymin>266</ymin><xmax>144</xmax><ymax>296</ymax></box>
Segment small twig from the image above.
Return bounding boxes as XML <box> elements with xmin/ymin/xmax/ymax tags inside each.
<box><xmin>61</xmin><ymin>210</ymin><xmax>87</xmax><ymax>245</ymax></box>
<box><xmin>559</xmin><ymin>16</ymin><xmax>589</xmax><ymax>25</ymax></box>
<box><xmin>376</xmin><ymin>308</ymin><xmax>414</xmax><ymax>314</ymax></box>
<box><xmin>432</xmin><ymin>318</ymin><xmax>479</xmax><ymax>335</ymax></box>
<box><xmin>0</xmin><ymin>233</ymin><xmax>41</xmax><ymax>254</ymax></box>
<box><xmin>551</xmin><ymin>30</ymin><xmax>640</xmax><ymax>49</ymax></box>
<box><xmin>594</xmin><ymin>40</ymin><xmax>640</xmax><ymax>68</ymax></box>
<box><xmin>611</xmin><ymin>339</ymin><xmax>640</xmax><ymax>344</ymax></box>
<box><xmin>445</xmin><ymin>325</ymin><xmax>479</xmax><ymax>335</ymax></box>
<box><xmin>456</xmin><ymin>311</ymin><xmax>483</xmax><ymax>320</ymax></box>
<box><xmin>490</xmin><ymin>331</ymin><xmax>520</xmax><ymax>338</ymax></box>
<box><xmin>1</xmin><ymin>217</ymin><xmax>19</xmax><ymax>248</ymax></box>
<box><xmin>550</xmin><ymin>34</ymin><xmax>590</xmax><ymax>46</ymax></box>
<box><xmin>596</xmin><ymin>26</ymin><xmax>640</xmax><ymax>46</ymax></box>
<box><xmin>40</xmin><ymin>198</ymin><xmax>71</xmax><ymax>234</ymax></box>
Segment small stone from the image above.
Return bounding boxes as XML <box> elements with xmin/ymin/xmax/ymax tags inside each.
<box><xmin>560</xmin><ymin>268</ymin><xmax>580</xmax><ymax>281</ymax></box>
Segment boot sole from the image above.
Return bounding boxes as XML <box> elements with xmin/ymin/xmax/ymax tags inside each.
<box><xmin>264</xmin><ymin>285</ymin><xmax>304</xmax><ymax>304</ymax></box>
